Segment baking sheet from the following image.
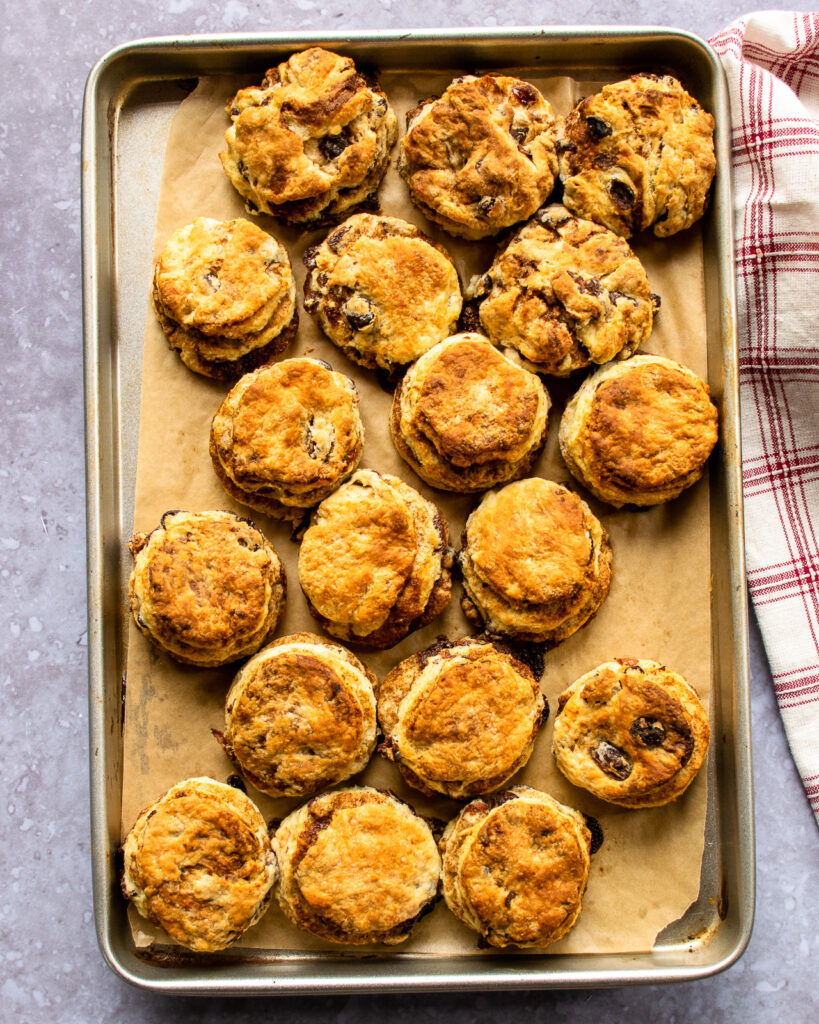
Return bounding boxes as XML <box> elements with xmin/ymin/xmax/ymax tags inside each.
<box><xmin>121</xmin><ymin>68</ymin><xmax>713</xmax><ymax>957</ymax></box>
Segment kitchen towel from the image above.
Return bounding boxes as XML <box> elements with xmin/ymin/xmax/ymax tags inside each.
<box><xmin>710</xmin><ymin>11</ymin><xmax>819</xmax><ymax>825</ymax></box>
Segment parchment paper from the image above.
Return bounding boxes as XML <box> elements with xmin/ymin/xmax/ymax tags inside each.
<box><xmin>121</xmin><ymin>68</ymin><xmax>713</xmax><ymax>957</ymax></box>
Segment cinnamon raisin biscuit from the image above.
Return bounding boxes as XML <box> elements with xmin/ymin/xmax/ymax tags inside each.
<box><xmin>210</xmin><ymin>357</ymin><xmax>364</xmax><ymax>520</ymax></box>
<box><xmin>273</xmin><ymin>787</ymin><xmax>441</xmax><ymax>945</ymax></box>
<box><xmin>128</xmin><ymin>510</ymin><xmax>286</xmax><ymax>668</ymax></box>
<box><xmin>151</xmin><ymin>217</ymin><xmax>297</xmax><ymax>379</ymax></box>
<box><xmin>556</xmin><ymin>74</ymin><xmax>716</xmax><ymax>238</ymax></box>
<box><xmin>220</xmin><ymin>48</ymin><xmax>397</xmax><ymax>227</ymax></box>
<box><xmin>559</xmin><ymin>354</ymin><xmax>719</xmax><ymax>507</ymax></box>
<box><xmin>440</xmin><ymin>786</ymin><xmax>592</xmax><ymax>948</ymax></box>
<box><xmin>303</xmin><ymin>214</ymin><xmax>462</xmax><ymax>373</ymax></box>
<box><xmin>552</xmin><ymin>658</ymin><xmax>710</xmax><ymax>807</ymax></box>
<box><xmin>459</xmin><ymin>478</ymin><xmax>612</xmax><ymax>645</ymax></box>
<box><xmin>378</xmin><ymin>637</ymin><xmax>546</xmax><ymax>800</ymax></box>
<box><xmin>217</xmin><ymin>632</ymin><xmax>377</xmax><ymax>798</ymax></box>
<box><xmin>121</xmin><ymin>777</ymin><xmax>277</xmax><ymax>952</ymax></box>
<box><xmin>298</xmin><ymin>469</ymin><xmax>452</xmax><ymax>649</ymax></box>
<box><xmin>469</xmin><ymin>205</ymin><xmax>658</xmax><ymax>376</ymax></box>
<box><xmin>390</xmin><ymin>333</ymin><xmax>550</xmax><ymax>491</ymax></box>
<box><xmin>399</xmin><ymin>75</ymin><xmax>558</xmax><ymax>239</ymax></box>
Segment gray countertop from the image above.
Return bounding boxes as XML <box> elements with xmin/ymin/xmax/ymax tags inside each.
<box><xmin>2</xmin><ymin>2</ymin><xmax>817</xmax><ymax>1020</ymax></box>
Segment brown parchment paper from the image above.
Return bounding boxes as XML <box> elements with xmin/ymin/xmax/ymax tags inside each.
<box><xmin>121</xmin><ymin>67</ymin><xmax>713</xmax><ymax>957</ymax></box>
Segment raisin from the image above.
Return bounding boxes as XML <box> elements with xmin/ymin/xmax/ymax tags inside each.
<box><xmin>226</xmin><ymin>774</ymin><xmax>246</xmax><ymax>792</ymax></box>
<box><xmin>591</xmin><ymin>740</ymin><xmax>633</xmax><ymax>780</ymax></box>
<box><xmin>630</xmin><ymin>717</ymin><xmax>666</xmax><ymax>747</ymax></box>
<box><xmin>477</xmin><ymin>196</ymin><xmax>497</xmax><ymax>216</ymax></box>
<box><xmin>586</xmin><ymin>116</ymin><xmax>612</xmax><ymax>139</ymax></box>
<box><xmin>327</xmin><ymin>226</ymin><xmax>350</xmax><ymax>253</ymax></box>
<box><xmin>512</xmin><ymin>82</ymin><xmax>538</xmax><ymax>106</ymax></box>
<box><xmin>319</xmin><ymin>133</ymin><xmax>349</xmax><ymax>161</ymax></box>
<box><xmin>609</xmin><ymin>179</ymin><xmax>636</xmax><ymax>209</ymax></box>
<box><xmin>344</xmin><ymin>299</ymin><xmax>376</xmax><ymax>331</ymax></box>
<box><xmin>583</xmin><ymin>814</ymin><xmax>605</xmax><ymax>854</ymax></box>
<box><xmin>204</xmin><ymin>271</ymin><xmax>220</xmax><ymax>292</ymax></box>
<box><xmin>510</xmin><ymin>124</ymin><xmax>528</xmax><ymax>145</ymax></box>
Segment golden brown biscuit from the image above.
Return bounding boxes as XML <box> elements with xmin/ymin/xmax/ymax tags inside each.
<box><xmin>558</xmin><ymin>354</ymin><xmax>719</xmax><ymax>507</ymax></box>
<box><xmin>151</xmin><ymin>217</ymin><xmax>297</xmax><ymax>379</ymax></box>
<box><xmin>469</xmin><ymin>205</ymin><xmax>659</xmax><ymax>376</ymax></box>
<box><xmin>440</xmin><ymin>786</ymin><xmax>592</xmax><ymax>948</ymax></box>
<box><xmin>459</xmin><ymin>478</ymin><xmax>612</xmax><ymax>645</ymax></box>
<box><xmin>390</xmin><ymin>332</ymin><xmax>550</xmax><ymax>491</ymax></box>
<box><xmin>552</xmin><ymin>658</ymin><xmax>710</xmax><ymax>807</ymax></box>
<box><xmin>220</xmin><ymin>48</ymin><xmax>397</xmax><ymax>227</ymax></box>
<box><xmin>210</xmin><ymin>357</ymin><xmax>364</xmax><ymax>520</ymax></box>
<box><xmin>378</xmin><ymin>636</ymin><xmax>547</xmax><ymax>800</ymax></box>
<box><xmin>216</xmin><ymin>632</ymin><xmax>377</xmax><ymax>798</ymax></box>
<box><xmin>128</xmin><ymin>510</ymin><xmax>286</xmax><ymax>667</ymax></box>
<box><xmin>557</xmin><ymin>74</ymin><xmax>716</xmax><ymax>238</ymax></box>
<box><xmin>273</xmin><ymin>787</ymin><xmax>441</xmax><ymax>945</ymax></box>
<box><xmin>121</xmin><ymin>777</ymin><xmax>277</xmax><ymax>952</ymax></box>
<box><xmin>298</xmin><ymin>469</ymin><xmax>452</xmax><ymax>649</ymax></box>
<box><xmin>399</xmin><ymin>75</ymin><xmax>558</xmax><ymax>239</ymax></box>
<box><xmin>303</xmin><ymin>214</ymin><xmax>463</xmax><ymax>373</ymax></box>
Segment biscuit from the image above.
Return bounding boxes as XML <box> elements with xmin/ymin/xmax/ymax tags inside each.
<box><xmin>459</xmin><ymin>478</ymin><xmax>612</xmax><ymax>645</ymax></box>
<box><xmin>399</xmin><ymin>75</ymin><xmax>558</xmax><ymax>239</ymax></box>
<box><xmin>378</xmin><ymin>637</ymin><xmax>547</xmax><ymax>800</ymax></box>
<box><xmin>298</xmin><ymin>469</ymin><xmax>452</xmax><ymax>649</ymax></box>
<box><xmin>273</xmin><ymin>787</ymin><xmax>441</xmax><ymax>945</ymax></box>
<box><xmin>121</xmin><ymin>777</ymin><xmax>277</xmax><ymax>952</ymax></box>
<box><xmin>552</xmin><ymin>658</ymin><xmax>710</xmax><ymax>807</ymax></box>
<box><xmin>390</xmin><ymin>332</ymin><xmax>550</xmax><ymax>491</ymax></box>
<box><xmin>128</xmin><ymin>510</ymin><xmax>286</xmax><ymax>668</ymax></box>
<box><xmin>210</xmin><ymin>357</ymin><xmax>365</xmax><ymax>520</ymax></box>
<box><xmin>469</xmin><ymin>205</ymin><xmax>658</xmax><ymax>376</ymax></box>
<box><xmin>556</xmin><ymin>74</ymin><xmax>716</xmax><ymax>238</ymax></box>
<box><xmin>440</xmin><ymin>786</ymin><xmax>592</xmax><ymax>948</ymax></box>
<box><xmin>303</xmin><ymin>214</ymin><xmax>463</xmax><ymax>374</ymax></box>
<box><xmin>151</xmin><ymin>217</ymin><xmax>297</xmax><ymax>379</ymax></box>
<box><xmin>558</xmin><ymin>354</ymin><xmax>719</xmax><ymax>507</ymax></box>
<box><xmin>220</xmin><ymin>48</ymin><xmax>397</xmax><ymax>227</ymax></box>
<box><xmin>217</xmin><ymin>632</ymin><xmax>377</xmax><ymax>798</ymax></box>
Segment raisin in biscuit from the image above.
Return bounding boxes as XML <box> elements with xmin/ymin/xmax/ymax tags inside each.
<box><xmin>559</xmin><ymin>354</ymin><xmax>719</xmax><ymax>507</ymax></box>
<box><xmin>557</xmin><ymin>74</ymin><xmax>716</xmax><ymax>238</ymax></box>
<box><xmin>399</xmin><ymin>75</ymin><xmax>558</xmax><ymax>239</ymax></box>
<box><xmin>378</xmin><ymin>637</ymin><xmax>547</xmax><ymax>800</ymax></box>
<box><xmin>220</xmin><ymin>48</ymin><xmax>397</xmax><ymax>227</ymax></box>
<box><xmin>217</xmin><ymin>632</ymin><xmax>377</xmax><ymax>798</ymax></box>
<box><xmin>303</xmin><ymin>214</ymin><xmax>462</xmax><ymax>374</ymax></box>
<box><xmin>128</xmin><ymin>510</ymin><xmax>286</xmax><ymax>668</ymax></box>
<box><xmin>121</xmin><ymin>777</ymin><xmax>277</xmax><ymax>952</ymax></box>
<box><xmin>151</xmin><ymin>217</ymin><xmax>297</xmax><ymax>379</ymax></box>
<box><xmin>210</xmin><ymin>357</ymin><xmax>364</xmax><ymax>520</ymax></box>
<box><xmin>459</xmin><ymin>478</ymin><xmax>612</xmax><ymax>645</ymax></box>
<box><xmin>390</xmin><ymin>333</ymin><xmax>549</xmax><ymax>492</ymax></box>
<box><xmin>552</xmin><ymin>659</ymin><xmax>710</xmax><ymax>807</ymax></box>
<box><xmin>298</xmin><ymin>469</ymin><xmax>452</xmax><ymax>649</ymax></box>
<box><xmin>440</xmin><ymin>786</ymin><xmax>592</xmax><ymax>948</ymax></box>
<box><xmin>273</xmin><ymin>787</ymin><xmax>441</xmax><ymax>945</ymax></box>
<box><xmin>469</xmin><ymin>205</ymin><xmax>658</xmax><ymax>376</ymax></box>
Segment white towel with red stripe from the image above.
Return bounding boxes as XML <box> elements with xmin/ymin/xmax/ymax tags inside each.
<box><xmin>709</xmin><ymin>12</ymin><xmax>819</xmax><ymax>825</ymax></box>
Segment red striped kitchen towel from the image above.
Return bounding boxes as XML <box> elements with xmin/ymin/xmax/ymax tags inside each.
<box><xmin>710</xmin><ymin>12</ymin><xmax>819</xmax><ymax>825</ymax></box>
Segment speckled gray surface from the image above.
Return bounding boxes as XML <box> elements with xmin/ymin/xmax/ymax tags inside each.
<box><xmin>2</xmin><ymin>1</ymin><xmax>818</xmax><ymax>1021</ymax></box>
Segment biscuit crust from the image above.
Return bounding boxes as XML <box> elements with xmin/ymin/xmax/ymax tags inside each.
<box><xmin>210</xmin><ymin>357</ymin><xmax>365</xmax><ymax>520</ymax></box>
<box><xmin>220</xmin><ymin>48</ymin><xmax>397</xmax><ymax>226</ymax></box>
<box><xmin>121</xmin><ymin>777</ymin><xmax>277</xmax><ymax>952</ymax></box>
<box><xmin>378</xmin><ymin>637</ymin><xmax>546</xmax><ymax>800</ymax></box>
<box><xmin>399</xmin><ymin>75</ymin><xmax>558</xmax><ymax>239</ymax></box>
<box><xmin>459</xmin><ymin>478</ymin><xmax>612</xmax><ymax>645</ymax></box>
<box><xmin>273</xmin><ymin>787</ymin><xmax>441</xmax><ymax>945</ymax></box>
<box><xmin>219</xmin><ymin>632</ymin><xmax>377</xmax><ymax>798</ymax></box>
<box><xmin>303</xmin><ymin>214</ymin><xmax>463</xmax><ymax>373</ymax></box>
<box><xmin>552</xmin><ymin>659</ymin><xmax>710</xmax><ymax>807</ymax></box>
<box><xmin>390</xmin><ymin>333</ymin><xmax>550</xmax><ymax>491</ymax></box>
<box><xmin>128</xmin><ymin>510</ymin><xmax>286</xmax><ymax>667</ymax></box>
<box><xmin>557</xmin><ymin>74</ymin><xmax>716</xmax><ymax>238</ymax></box>
<box><xmin>470</xmin><ymin>205</ymin><xmax>658</xmax><ymax>376</ymax></box>
<box><xmin>559</xmin><ymin>354</ymin><xmax>719</xmax><ymax>507</ymax></box>
<box><xmin>298</xmin><ymin>469</ymin><xmax>452</xmax><ymax>648</ymax></box>
<box><xmin>440</xmin><ymin>787</ymin><xmax>592</xmax><ymax>948</ymax></box>
<box><xmin>151</xmin><ymin>217</ymin><xmax>297</xmax><ymax>379</ymax></box>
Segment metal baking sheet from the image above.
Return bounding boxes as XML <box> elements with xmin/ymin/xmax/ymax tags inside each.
<box><xmin>82</xmin><ymin>26</ymin><xmax>753</xmax><ymax>994</ymax></box>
